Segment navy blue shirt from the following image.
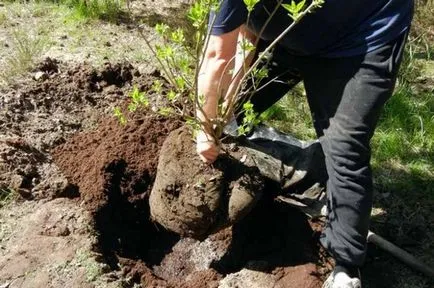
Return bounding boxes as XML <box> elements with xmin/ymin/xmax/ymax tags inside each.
<box><xmin>210</xmin><ymin>0</ymin><xmax>413</xmax><ymax>57</ymax></box>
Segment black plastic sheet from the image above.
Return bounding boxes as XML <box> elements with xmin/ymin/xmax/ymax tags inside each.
<box><xmin>226</xmin><ymin>122</ymin><xmax>328</xmax><ymax>217</ymax></box>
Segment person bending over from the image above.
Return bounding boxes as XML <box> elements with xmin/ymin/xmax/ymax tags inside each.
<box><xmin>196</xmin><ymin>0</ymin><xmax>414</xmax><ymax>287</ymax></box>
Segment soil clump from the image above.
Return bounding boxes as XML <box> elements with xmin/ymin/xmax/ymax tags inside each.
<box><xmin>150</xmin><ymin>126</ymin><xmax>264</xmax><ymax>238</ymax></box>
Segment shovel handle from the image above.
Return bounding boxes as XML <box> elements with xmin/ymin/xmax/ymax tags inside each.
<box><xmin>367</xmin><ymin>231</ymin><xmax>434</xmax><ymax>279</ymax></box>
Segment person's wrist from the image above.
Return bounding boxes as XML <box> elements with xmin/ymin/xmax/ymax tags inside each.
<box><xmin>196</xmin><ymin>130</ymin><xmax>215</xmax><ymax>143</ymax></box>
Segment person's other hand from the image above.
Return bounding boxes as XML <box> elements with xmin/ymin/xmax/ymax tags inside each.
<box><xmin>196</xmin><ymin>131</ymin><xmax>219</xmax><ymax>164</ymax></box>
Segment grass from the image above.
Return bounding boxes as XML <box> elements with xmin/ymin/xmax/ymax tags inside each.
<box><xmin>367</xmin><ymin>80</ymin><xmax>433</xmax><ymax>287</ymax></box>
<box><xmin>411</xmin><ymin>0</ymin><xmax>434</xmax><ymax>59</ymax></box>
<box><xmin>372</xmin><ymin>86</ymin><xmax>433</xmax><ymax>164</ymax></box>
<box><xmin>0</xmin><ymin>188</ymin><xmax>17</xmax><ymax>208</ymax></box>
<box><xmin>0</xmin><ymin>29</ymin><xmax>46</xmax><ymax>86</ymax></box>
<box><xmin>262</xmin><ymin>83</ymin><xmax>317</xmax><ymax>140</ymax></box>
<box><xmin>3</xmin><ymin>0</ymin><xmax>126</xmax><ymax>22</ymax></box>
<box><xmin>63</xmin><ymin>0</ymin><xmax>126</xmax><ymax>22</ymax></box>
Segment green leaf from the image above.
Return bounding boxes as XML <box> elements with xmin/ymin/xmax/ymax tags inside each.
<box><xmin>178</xmin><ymin>56</ymin><xmax>192</xmax><ymax>75</ymax></box>
<box><xmin>163</xmin><ymin>46</ymin><xmax>174</xmax><ymax>58</ymax></box>
<box><xmin>152</xmin><ymin>80</ymin><xmax>163</xmax><ymax>93</ymax></box>
<box><xmin>139</xmin><ymin>94</ymin><xmax>149</xmax><ymax>107</ymax></box>
<box><xmin>239</xmin><ymin>38</ymin><xmax>255</xmax><ymax>53</ymax></box>
<box><xmin>237</xmin><ymin>101</ymin><xmax>260</xmax><ymax>136</ymax></box>
<box><xmin>296</xmin><ymin>0</ymin><xmax>306</xmax><ymax>11</ymax></box>
<box><xmin>185</xmin><ymin>116</ymin><xmax>201</xmax><ymax>137</ymax></box>
<box><xmin>129</xmin><ymin>86</ymin><xmax>149</xmax><ymax>108</ymax></box>
<box><xmin>198</xmin><ymin>94</ymin><xmax>206</xmax><ymax>106</ymax></box>
<box><xmin>252</xmin><ymin>67</ymin><xmax>269</xmax><ymax>82</ymax></box>
<box><xmin>281</xmin><ymin>3</ymin><xmax>291</xmax><ymax>12</ymax></box>
<box><xmin>113</xmin><ymin>107</ymin><xmax>127</xmax><ymax>125</ymax></box>
<box><xmin>158</xmin><ymin>107</ymin><xmax>174</xmax><ymax>116</ymax></box>
<box><xmin>281</xmin><ymin>0</ymin><xmax>306</xmax><ymax>20</ymax></box>
<box><xmin>291</xmin><ymin>0</ymin><xmax>297</xmax><ymax>11</ymax></box>
<box><xmin>170</xmin><ymin>28</ymin><xmax>185</xmax><ymax>44</ymax></box>
<box><xmin>243</xmin><ymin>0</ymin><xmax>260</xmax><ymax>12</ymax></box>
<box><xmin>155</xmin><ymin>45</ymin><xmax>174</xmax><ymax>59</ymax></box>
<box><xmin>167</xmin><ymin>90</ymin><xmax>178</xmax><ymax>102</ymax></box>
<box><xmin>187</xmin><ymin>2</ymin><xmax>207</xmax><ymax>28</ymax></box>
<box><xmin>128</xmin><ymin>102</ymin><xmax>137</xmax><ymax>112</ymax></box>
<box><xmin>155</xmin><ymin>23</ymin><xmax>169</xmax><ymax>36</ymax></box>
<box><xmin>155</xmin><ymin>45</ymin><xmax>164</xmax><ymax>59</ymax></box>
<box><xmin>210</xmin><ymin>0</ymin><xmax>221</xmax><ymax>12</ymax></box>
<box><xmin>175</xmin><ymin>77</ymin><xmax>186</xmax><ymax>90</ymax></box>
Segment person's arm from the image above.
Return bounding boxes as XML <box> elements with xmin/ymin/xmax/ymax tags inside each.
<box><xmin>196</xmin><ymin>25</ymin><xmax>256</xmax><ymax>163</ymax></box>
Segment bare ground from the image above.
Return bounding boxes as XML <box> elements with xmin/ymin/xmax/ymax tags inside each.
<box><xmin>0</xmin><ymin>1</ymin><xmax>433</xmax><ymax>288</ymax></box>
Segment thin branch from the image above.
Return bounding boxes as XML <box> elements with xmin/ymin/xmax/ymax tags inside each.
<box><xmin>223</xmin><ymin>0</ymin><xmax>322</xmax><ymax>122</ymax></box>
<box><xmin>194</xmin><ymin>11</ymin><xmax>221</xmax><ymax>141</ymax></box>
<box><xmin>216</xmin><ymin>54</ymin><xmax>238</xmax><ymax>106</ymax></box>
<box><xmin>218</xmin><ymin>0</ymin><xmax>283</xmax><ymax>129</ymax></box>
<box><xmin>138</xmin><ymin>26</ymin><xmax>177</xmax><ymax>87</ymax></box>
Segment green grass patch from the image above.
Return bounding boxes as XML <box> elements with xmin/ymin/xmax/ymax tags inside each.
<box><xmin>3</xmin><ymin>0</ymin><xmax>126</xmax><ymax>22</ymax></box>
<box><xmin>372</xmin><ymin>86</ymin><xmax>433</xmax><ymax>166</ymax></box>
<box><xmin>410</xmin><ymin>0</ymin><xmax>434</xmax><ymax>60</ymax></box>
<box><xmin>262</xmin><ymin>83</ymin><xmax>317</xmax><ymax>140</ymax></box>
<box><xmin>45</xmin><ymin>0</ymin><xmax>126</xmax><ymax>22</ymax></box>
<box><xmin>64</xmin><ymin>0</ymin><xmax>126</xmax><ymax>22</ymax></box>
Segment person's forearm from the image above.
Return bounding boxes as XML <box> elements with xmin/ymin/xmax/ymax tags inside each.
<box><xmin>195</xmin><ymin>27</ymin><xmax>255</xmax><ymax>163</ymax></box>
<box><xmin>197</xmin><ymin>55</ymin><xmax>234</xmax><ymax>123</ymax></box>
<box><xmin>196</xmin><ymin>26</ymin><xmax>256</xmax><ymax>135</ymax></box>
<box><xmin>224</xmin><ymin>44</ymin><xmax>255</xmax><ymax>113</ymax></box>
<box><xmin>196</xmin><ymin>29</ymin><xmax>239</xmax><ymax>136</ymax></box>
<box><xmin>222</xmin><ymin>27</ymin><xmax>256</xmax><ymax>121</ymax></box>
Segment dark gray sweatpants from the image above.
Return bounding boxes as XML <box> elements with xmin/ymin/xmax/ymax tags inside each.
<box><xmin>239</xmin><ymin>32</ymin><xmax>408</xmax><ymax>266</ymax></box>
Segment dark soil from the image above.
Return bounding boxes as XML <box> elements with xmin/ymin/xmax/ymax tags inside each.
<box><xmin>0</xmin><ymin>58</ymin><xmax>143</xmax><ymax>199</ymax></box>
<box><xmin>53</xmin><ymin>114</ymin><xmax>183</xmax><ymax>272</ymax></box>
<box><xmin>1</xmin><ymin>57</ymin><xmax>331</xmax><ymax>288</ymax></box>
<box><xmin>54</xmin><ymin>113</ymin><xmax>329</xmax><ymax>287</ymax></box>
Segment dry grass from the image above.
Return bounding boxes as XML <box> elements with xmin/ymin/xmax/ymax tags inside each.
<box><xmin>0</xmin><ymin>29</ymin><xmax>46</xmax><ymax>86</ymax></box>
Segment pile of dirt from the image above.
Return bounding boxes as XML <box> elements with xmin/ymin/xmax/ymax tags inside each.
<box><xmin>0</xmin><ymin>57</ymin><xmax>331</xmax><ymax>287</ymax></box>
<box><xmin>53</xmin><ymin>114</ymin><xmax>183</xmax><ymax>273</ymax></box>
<box><xmin>0</xmin><ymin>58</ymin><xmax>151</xmax><ymax>199</ymax></box>
<box><xmin>53</xmin><ymin>112</ymin><xmax>329</xmax><ymax>287</ymax></box>
<box><xmin>53</xmin><ymin>115</ymin><xmax>181</xmax><ymax>211</ymax></box>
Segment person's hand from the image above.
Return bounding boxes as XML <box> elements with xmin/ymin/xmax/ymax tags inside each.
<box><xmin>196</xmin><ymin>130</ymin><xmax>220</xmax><ymax>164</ymax></box>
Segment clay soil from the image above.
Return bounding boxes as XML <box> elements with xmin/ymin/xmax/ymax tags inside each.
<box><xmin>1</xmin><ymin>59</ymin><xmax>331</xmax><ymax>288</ymax></box>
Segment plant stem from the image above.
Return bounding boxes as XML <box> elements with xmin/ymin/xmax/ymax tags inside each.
<box><xmin>138</xmin><ymin>25</ymin><xmax>177</xmax><ymax>87</ymax></box>
<box><xmin>222</xmin><ymin>0</ymin><xmax>322</xmax><ymax>122</ymax></box>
